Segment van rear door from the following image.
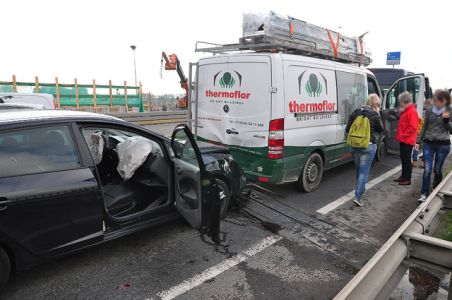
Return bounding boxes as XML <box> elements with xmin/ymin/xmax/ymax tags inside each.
<box><xmin>196</xmin><ymin>55</ymin><xmax>272</xmax><ymax>157</ymax></box>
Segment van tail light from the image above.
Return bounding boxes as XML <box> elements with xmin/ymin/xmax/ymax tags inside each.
<box><xmin>53</xmin><ymin>99</ymin><xmax>57</xmax><ymax>109</ymax></box>
<box><xmin>268</xmin><ymin>118</ymin><xmax>284</xmax><ymax>159</ymax></box>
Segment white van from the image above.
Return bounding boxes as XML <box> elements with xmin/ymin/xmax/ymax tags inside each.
<box><xmin>190</xmin><ymin>53</ymin><xmax>429</xmax><ymax>192</ymax></box>
<box><xmin>0</xmin><ymin>93</ymin><xmax>56</xmax><ymax>109</ymax></box>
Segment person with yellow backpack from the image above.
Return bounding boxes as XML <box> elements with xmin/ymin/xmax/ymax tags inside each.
<box><xmin>346</xmin><ymin>94</ymin><xmax>384</xmax><ymax>207</ymax></box>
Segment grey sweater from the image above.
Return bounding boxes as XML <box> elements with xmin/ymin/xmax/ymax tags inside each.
<box><xmin>417</xmin><ymin>109</ymin><xmax>452</xmax><ymax>144</ymax></box>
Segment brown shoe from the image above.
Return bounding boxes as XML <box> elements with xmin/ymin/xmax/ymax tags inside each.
<box><xmin>394</xmin><ymin>177</ymin><xmax>404</xmax><ymax>182</ymax></box>
<box><xmin>399</xmin><ymin>179</ymin><xmax>411</xmax><ymax>186</ymax></box>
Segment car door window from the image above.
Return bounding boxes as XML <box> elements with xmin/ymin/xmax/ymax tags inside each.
<box><xmin>385</xmin><ymin>77</ymin><xmax>421</xmax><ymax>109</ymax></box>
<box><xmin>0</xmin><ymin>125</ymin><xmax>80</xmax><ymax>177</ymax></box>
<box><xmin>171</xmin><ymin>129</ymin><xmax>200</xmax><ymax>167</ymax></box>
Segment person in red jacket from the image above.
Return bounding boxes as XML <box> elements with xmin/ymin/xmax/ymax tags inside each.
<box><xmin>394</xmin><ymin>91</ymin><xmax>419</xmax><ymax>185</ymax></box>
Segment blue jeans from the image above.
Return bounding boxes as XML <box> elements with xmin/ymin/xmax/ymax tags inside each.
<box><xmin>421</xmin><ymin>143</ymin><xmax>451</xmax><ymax>195</ymax></box>
<box><xmin>351</xmin><ymin>144</ymin><xmax>377</xmax><ymax>200</ymax></box>
<box><xmin>412</xmin><ymin>148</ymin><xmax>419</xmax><ymax>161</ymax></box>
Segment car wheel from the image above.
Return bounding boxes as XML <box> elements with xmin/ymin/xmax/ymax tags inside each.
<box><xmin>376</xmin><ymin>138</ymin><xmax>387</xmax><ymax>162</ymax></box>
<box><xmin>0</xmin><ymin>247</ymin><xmax>10</xmax><ymax>290</ymax></box>
<box><xmin>297</xmin><ymin>152</ymin><xmax>324</xmax><ymax>193</ymax></box>
<box><xmin>216</xmin><ymin>178</ymin><xmax>231</xmax><ymax>219</ymax></box>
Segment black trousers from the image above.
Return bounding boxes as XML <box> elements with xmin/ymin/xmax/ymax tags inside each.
<box><xmin>400</xmin><ymin>142</ymin><xmax>414</xmax><ymax>180</ymax></box>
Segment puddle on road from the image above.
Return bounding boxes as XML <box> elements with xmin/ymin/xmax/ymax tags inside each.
<box><xmin>391</xmin><ymin>266</ymin><xmax>449</xmax><ymax>300</ymax></box>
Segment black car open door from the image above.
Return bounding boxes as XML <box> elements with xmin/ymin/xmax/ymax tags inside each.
<box><xmin>381</xmin><ymin>74</ymin><xmax>428</xmax><ymax>150</ymax></box>
<box><xmin>171</xmin><ymin>124</ymin><xmax>221</xmax><ymax>243</ymax></box>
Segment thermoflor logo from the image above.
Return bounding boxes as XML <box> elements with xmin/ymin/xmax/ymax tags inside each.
<box><xmin>214</xmin><ymin>71</ymin><xmax>242</xmax><ymax>88</ymax></box>
<box><xmin>305</xmin><ymin>74</ymin><xmax>322</xmax><ymax>97</ymax></box>
<box><xmin>205</xmin><ymin>70</ymin><xmax>251</xmax><ymax>100</ymax></box>
<box><xmin>298</xmin><ymin>71</ymin><xmax>328</xmax><ymax>97</ymax></box>
<box><xmin>219</xmin><ymin>72</ymin><xmax>235</xmax><ymax>88</ymax></box>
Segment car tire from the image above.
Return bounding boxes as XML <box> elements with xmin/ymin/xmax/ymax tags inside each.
<box><xmin>297</xmin><ymin>152</ymin><xmax>324</xmax><ymax>193</ymax></box>
<box><xmin>216</xmin><ymin>178</ymin><xmax>231</xmax><ymax>219</ymax></box>
<box><xmin>376</xmin><ymin>138</ymin><xmax>387</xmax><ymax>162</ymax></box>
<box><xmin>0</xmin><ymin>246</ymin><xmax>10</xmax><ymax>290</ymax></box>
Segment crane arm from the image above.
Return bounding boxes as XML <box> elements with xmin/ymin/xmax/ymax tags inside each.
<box><xmin>160</xmin><ymin>51</ymin><xmax>189</xmax><ymax>109</ymax></box>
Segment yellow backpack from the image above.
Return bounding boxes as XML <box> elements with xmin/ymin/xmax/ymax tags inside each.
<box><xmin>417</xmin><ymin>115</ymin><xmax>424</xmax><ymax>135</ymax></box>
<box><xmin>347</xmin><ymin>114</ymin><xmax>371</xmax><ymax>149</ymax></box>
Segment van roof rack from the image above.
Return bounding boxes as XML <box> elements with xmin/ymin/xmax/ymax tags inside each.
<box><xmin>195</xmin><ymin>12</ymin><xmax>372</xmax><ymax>66</ymax></box>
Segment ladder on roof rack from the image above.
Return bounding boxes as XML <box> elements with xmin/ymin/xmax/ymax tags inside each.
<box><xmin>195</xmin><ymin>12</ymin><xmax>372</xmax><ymax>66</ymax></box>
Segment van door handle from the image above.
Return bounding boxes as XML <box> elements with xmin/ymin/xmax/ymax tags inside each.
<box><xmin>226</xmin><ymin>129</ymin><xmax>239</xmax><ymax>135</ymax></box>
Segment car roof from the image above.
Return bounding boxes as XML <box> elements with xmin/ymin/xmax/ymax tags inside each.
<box><xmin>0</xmin><ymin>109</ymin><xmax>120</xmax><ymax>125</ymax></box>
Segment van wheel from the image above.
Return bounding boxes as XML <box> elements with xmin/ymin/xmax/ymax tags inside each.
<box><xmin>216</xmin><ymin>178</ymin><xmax>230</xmax><ymax>219</ymax></box>
<box><xmin>0</xmin><ymin>247</ymin><xmax>10</xmax><ymax>290</ymax></box>
<box><xmin>297</xmin><ymin>153</ymin><xmax>324</xmax><ymax>193</ymax></box>
<box><xmin>376</xmin><ymin>138</ymin><xmax>387</xmax><ymax>162</ymax></box>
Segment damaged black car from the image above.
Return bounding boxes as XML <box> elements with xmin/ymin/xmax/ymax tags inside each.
<box><xmin>0</xmin><ymin>110</ymin><xmax>246</xmax><ymax>289</ymax></box>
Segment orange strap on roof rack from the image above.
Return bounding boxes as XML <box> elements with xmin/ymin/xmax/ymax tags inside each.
<box><xmin>288</xmin><ymin>16</ymin><xmax>294</xmax><ymax>35</ymax></box>
<box><xmin>327</xmin><ymin>30</ymin><xmax>341</xmax><ymax>58</ymax></box>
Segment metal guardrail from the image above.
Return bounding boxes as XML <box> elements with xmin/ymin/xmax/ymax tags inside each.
<box><xmin>107</xmin><ymin>111</ymin><xmax>188</xmax><ymax>125</ymax></box>
<box><xmin>335</xmin><ymin>171</ymin><xmax>452</xmax><ymax>300</ymax></box>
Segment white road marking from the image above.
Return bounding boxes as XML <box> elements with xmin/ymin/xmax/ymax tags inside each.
<box><xmin>316</xmin><ymin>165</ymin><xmax>402</xmax><ymax>215</ymax></box>
<box><xmin>156</xmin><ymin>235</ymin><xmax>282</xmax><ymax>300</ymax></box>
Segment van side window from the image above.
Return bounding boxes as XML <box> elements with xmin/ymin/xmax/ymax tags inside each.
<box><xmin>0</xmin><ymin>125</ymin><xmax>80</xmax><ymax>178</ymax></box>
<box><xmin>337</xmin><ymin>71</ymin><xmax>367</xmax><ymax>125</ymax></box>
<box><xmin>367</xmin><ymin>77</ymin><xmax>379</xmax><ymax>96</ymax></box>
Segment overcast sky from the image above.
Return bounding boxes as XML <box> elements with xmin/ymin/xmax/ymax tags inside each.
<box><xmin>1</xmin><ymin>0</ymin><xmax>450</xmax><ymax>94</ymax></box>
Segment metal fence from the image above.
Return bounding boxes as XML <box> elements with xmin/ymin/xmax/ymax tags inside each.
<box><xmin>0</xmin><ymin>75</ymin><xmax>144</xmax><ymax>112</ymax></box>
<box><xmin>335</xmin><ymin>171</ymin><xmax>452</xmax><ymax>299</ymax></box>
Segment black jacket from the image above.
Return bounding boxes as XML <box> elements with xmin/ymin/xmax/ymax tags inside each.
<box><xmin>346</xmin><ymin>105</ymin><xmax>384</xmax><ymax>144</ymax></box>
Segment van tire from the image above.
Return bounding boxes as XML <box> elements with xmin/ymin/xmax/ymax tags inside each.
<box><xmin>216</xmin><ymin>178</ymin><xmax>230</xmax><ymax>219</ymax></box>
<box><xmin>0</xmin><ymin>247</ymin><xmax>10</xmax><ymax>290</ymax></box>
<box><xmin>297</xmin><ymin>153</ymin><xmax>324</xmax><ymax>193</ymax></box>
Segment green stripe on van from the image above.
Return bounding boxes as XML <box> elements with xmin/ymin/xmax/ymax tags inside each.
<box><xmin>197</xmin><ymin>136</ymin><xmax>350</xmax><ymax>184</ymax></box>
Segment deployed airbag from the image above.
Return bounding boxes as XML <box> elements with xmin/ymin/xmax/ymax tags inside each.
<box><xmin>117</xmin><ymin>136</ymin><xmax>156</xmax><ymax>181</ymax></box>
<box><xmin>88</xmin><ymin>132</ymin><xmax>105</xmax><ymax>164</ymax></box>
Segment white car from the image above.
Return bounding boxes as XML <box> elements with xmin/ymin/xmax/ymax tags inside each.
<box><xmin>0</xmin><ymin>93</ymin><xmax>56</xmax><ymax>109</ymax></box>
<box><xmin>0</xmin><ymin>103</ymin><xmax>45</xmax><ymax>110</ymax></box>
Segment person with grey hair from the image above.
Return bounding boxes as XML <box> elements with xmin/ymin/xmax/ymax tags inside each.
<box><xmin>394</xmin><ymin>91</ymin><xmax>419</xmax><ymax>185</ymax></box>
<box><xmin>416</xmin><ymin>89</ymin><xmax>452</xmax><ymax>202</ymax></box>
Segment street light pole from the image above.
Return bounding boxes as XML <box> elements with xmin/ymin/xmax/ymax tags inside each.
<box><xmin>130</xmin><ymin>45</ymin><xmax>137</xmax><ymax>87</ymax></box>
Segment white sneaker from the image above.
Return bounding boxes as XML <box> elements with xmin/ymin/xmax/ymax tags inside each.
<box><xmin>417</xmin><ymin>194</ymin><xmax>427</xmax><ymax>203</ymax></box>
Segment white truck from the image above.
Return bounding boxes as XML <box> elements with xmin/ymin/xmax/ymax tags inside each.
<box><xmin>189</xmin><ymin>13</ymin><xmax>431</xmax><ymax>192</ymax></box>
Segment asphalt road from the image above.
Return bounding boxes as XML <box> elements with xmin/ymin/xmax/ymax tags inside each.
<box><xmin>0</xmin><ymin>123</ymin><xmax>441</xmax><ymax>299</ymax></box>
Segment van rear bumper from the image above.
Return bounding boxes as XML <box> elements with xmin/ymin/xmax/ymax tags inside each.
<box><xmin>240</xmin><ymin>158</ymin><xmax>286</xmax><ymax>184</ymax></box>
